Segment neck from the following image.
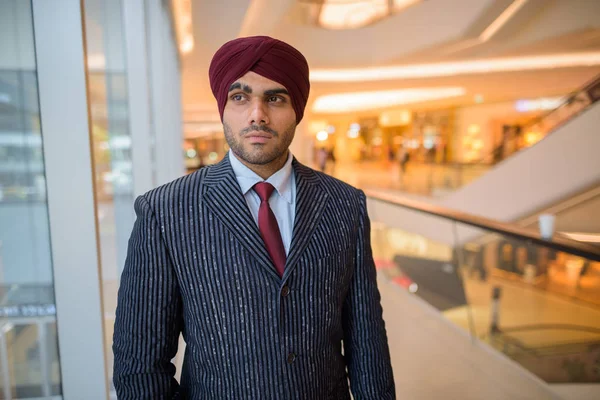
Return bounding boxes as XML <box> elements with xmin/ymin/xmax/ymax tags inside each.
<box><xmin>233</xmin><ymin>150</ymin><xmax>289</xmax><ymax>180</ymax></box>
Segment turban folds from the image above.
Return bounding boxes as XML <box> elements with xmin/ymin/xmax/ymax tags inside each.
<box><xmin>209</xmin><ymin>36</ymin><xmax>310</xmax><ymax>124</ymax></box>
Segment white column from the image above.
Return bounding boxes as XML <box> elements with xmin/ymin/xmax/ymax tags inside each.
<box><xmin>146</xmin><ymin>0</ymin><xmax>185</xmax><ymax>186</ymax></box>
<box><xmin>31</xmin><ymin>0</ymin><xmax>108</xmax><ymax>398</ymax></box>
<box><xmin>123</xmin><ymin>0</ymin><xmax>155</xmax><ymax>196</ymax></box>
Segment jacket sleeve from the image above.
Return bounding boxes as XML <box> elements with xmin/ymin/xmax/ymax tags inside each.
<box><xmin>343</xmin><ymin>190</ymin><xmax>396</xmax><ymax>399</ymax></box>
<box><xmin>113</xmin><ymin>194</ymin><xmax>183</xmax><ymax>399</ymax></box>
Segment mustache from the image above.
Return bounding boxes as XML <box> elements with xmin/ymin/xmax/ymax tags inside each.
<box><xmin>241</xmin><ymin>125</ymin><xmax>278</xmax><ymax>137</ymax></box>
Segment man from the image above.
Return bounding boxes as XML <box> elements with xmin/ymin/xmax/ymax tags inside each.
<box><xmin>113</xmin><ymin>36</ymin><xmax>395</xmax><ymax>399</ymax></box>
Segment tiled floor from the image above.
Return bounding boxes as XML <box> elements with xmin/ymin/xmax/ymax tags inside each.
<box><xmin>454</xmin><ymin>273</ymin><xmax>600</xmax><ymax>342</ymax></box>
<box><xmin>318</xmin><ymin>160</ymin><xmax>489</xmax><ymax>197</ymax></box>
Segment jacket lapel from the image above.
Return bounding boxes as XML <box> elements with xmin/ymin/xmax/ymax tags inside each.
<box><xmin>283</xmin><ymin>159</ymin><xmax>330</xmax><ymax>279</ymax></box>
<box><xmin>202</xmin><ymin>156</ymin><xmax>280</xmax><ymax>280</ymax></box>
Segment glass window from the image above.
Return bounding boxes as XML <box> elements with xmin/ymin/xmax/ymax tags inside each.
<box><xmin>83</xmin><ymin>0</ymin><xmax>135</xmax><ymax>394</ymax></box>
<box><xmin>0</xmin><ymin>1</ymin><xmax>62</xmax><ymax>398</ymax></box>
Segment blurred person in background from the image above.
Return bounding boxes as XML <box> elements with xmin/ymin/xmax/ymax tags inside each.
<box><xmin>328</xmin><ymin>147</ymin><xmax>337</xmax><ymax>174</ymax></box>
<box><xmin>397</xmin><ymin>145</ymin><xmax>409</xmax><ymax>174</ymax></box>
<box><xmin>317</xmin><ymin>146</ymin><xmax>328</xmax><ymax>172</ymax></box>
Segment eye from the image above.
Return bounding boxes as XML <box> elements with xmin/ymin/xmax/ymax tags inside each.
<box><xmin>268</xmin><ymin>96</ymin><xmax>283</xmax><ymax>103</ymax></box>
<box><xmin>231</xmin><ymin>93</ymin><xmax>246</xmax><ymax>102</ymax></box>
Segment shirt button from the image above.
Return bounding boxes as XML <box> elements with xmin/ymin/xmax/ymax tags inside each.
<box><xmin>281</xmin><ymin>286</ymin><xmax>290</xmax><ymax>297</ymax></box>
<box><xmin>287</xmin><ymin>352</ymin><xmax>296</xmax><ymax>364</ymax></box>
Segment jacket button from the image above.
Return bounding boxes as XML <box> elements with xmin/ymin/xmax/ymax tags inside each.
<box><xmin>281</xmin><ymin>286</ymin><xmax>290</xmax><ymax>297</ymax></box>
<box><xmin>287</xmin><ymin>352</ymin><xmax>296</xmax><ymax>364</ymax></box>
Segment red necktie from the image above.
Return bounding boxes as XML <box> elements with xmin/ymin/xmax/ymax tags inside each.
<box><xmin>254</xmin><ymin>182</ymin><xmax>286</xmax><ymax>277</ymax></box>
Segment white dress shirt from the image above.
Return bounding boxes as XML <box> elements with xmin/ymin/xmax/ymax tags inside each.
<box><xmin>228</xmin><ymin>150</ymin><xmax>296</xmax><ymax>255</ymax></box>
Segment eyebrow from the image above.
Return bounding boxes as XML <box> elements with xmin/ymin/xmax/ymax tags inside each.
<box><xmin>228</xmin><ymin>82</ymin><xmax>252</xmax><ymax>93</ymax></box>
<box><xmin>228</xmin><ymin>82</ymin><xmax>289</xmax><ymax>98</ymax></box>
<box><xmin>264</xmin><ymin>88</ymin><xmax>290</xmax><ymax>97</ymax></box>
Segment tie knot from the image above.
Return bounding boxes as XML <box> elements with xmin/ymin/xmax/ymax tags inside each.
<box><xmin>254</xmin><ymin>182</ymin><xmax>275</xmax><ymax>202</ymax></box>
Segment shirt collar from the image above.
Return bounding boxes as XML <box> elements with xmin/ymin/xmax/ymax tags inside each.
<box><xmin>228</xmin><ymin>150</ymin><xmax>294</xmax><ymax>204</ymax></box>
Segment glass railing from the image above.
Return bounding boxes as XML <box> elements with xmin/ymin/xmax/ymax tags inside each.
<box><xmin>366</xmin><ymin>189</ymin><xmax>600</xmax><ymax>383</ymax></box>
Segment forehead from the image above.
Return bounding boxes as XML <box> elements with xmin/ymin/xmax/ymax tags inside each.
<box><xmin>232</xmin><ymin>71</ymin><xmax>287</xmax><ymax>91</ymax></box>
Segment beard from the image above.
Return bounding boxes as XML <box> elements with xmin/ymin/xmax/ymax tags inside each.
<box><xmin>223</xmin><ymin>122</ymin><xmax>296</xmax><ymax>165</ymax></box>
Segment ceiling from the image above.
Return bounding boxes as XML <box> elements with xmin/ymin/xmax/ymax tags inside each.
<box><xmin>180</xmin><ymin>0</ymin><xmax>600</xmax><ymax>126</ymax></box>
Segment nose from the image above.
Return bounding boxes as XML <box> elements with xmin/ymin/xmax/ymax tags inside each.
<box><xmin>248</xmin><ymin>99</ymin><xmax>269</xmax><ymax>126</ymax></box>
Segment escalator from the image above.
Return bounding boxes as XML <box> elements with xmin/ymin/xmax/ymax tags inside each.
<box><xmin>439</xmin><ymin>74</ymin><xmax>600</xmax><ymax>224</ymax></box>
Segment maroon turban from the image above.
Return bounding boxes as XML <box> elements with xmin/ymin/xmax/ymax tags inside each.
<box><xmin>209</xmin><ymin>36</ymin><xmax>310</xmax><ymax>124</ymax></box>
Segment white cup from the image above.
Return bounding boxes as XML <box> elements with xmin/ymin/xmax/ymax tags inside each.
<box><xmin>538</xmin><ymin>214</ymin><xmax>555</xmax><ymax>240</ymax></box>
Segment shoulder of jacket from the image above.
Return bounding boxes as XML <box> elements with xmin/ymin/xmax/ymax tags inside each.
<box><xmin>313</xmin><ymin>171</ymin><xmax>362</xmax><ymax>198</ymax></box>
<box><xmin>305</xmin><ymin>171</ymin><xmax>364</xmax><ymax>214</ymax></box>
<box><xmin>140</xmin><ymin>166</ymin><xmax>212</xmax><ymax>207</ymax></box>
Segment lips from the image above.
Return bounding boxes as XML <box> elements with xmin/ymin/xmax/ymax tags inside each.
<box><xmin>245</xmin><ymin>133</ymin><xmax>272</xmax><ymax>144</ymax></box>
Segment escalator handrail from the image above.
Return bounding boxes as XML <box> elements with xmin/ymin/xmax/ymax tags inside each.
<box><xmin>477</xmin><ymin>73</ymin><xmax>600</xmax><ymax>164</ymax></box>
<box><xmin>499</xmin><ymin>323</ymin><xmax>600</xmax><ymax>335</ymax></box>
<box><xmin>365</xmin><ymin>189</ymin><xmax>600</xmax><ymax>262</ymax></box>
<box><xmin>520</xmin><ymin>73</ymin><xmax>600</xmax><ymax>133</ymax></box>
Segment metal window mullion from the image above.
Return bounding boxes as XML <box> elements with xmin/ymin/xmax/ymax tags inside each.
<box><xmin>0</xmin><ymin>326</ymin><xmax>11</xmax><ymax>400</ymax></box>
<box><xmin>38</xmin><ymin>321</ymin><xmax>50</xmax><ymax>397</ymax></box>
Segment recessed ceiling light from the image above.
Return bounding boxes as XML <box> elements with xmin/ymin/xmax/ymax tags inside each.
<box><xmin>313</xmin><ymin>87</ymin><xmax>466</xmax><ymax>113</ymax></box>
<box><xmin>316</xmin><ymin>130</ymin><xmax>329</xmax><ymax>141</ymax></box>
<box><xmin>310</xmin><ymin>52</ymin><xmax>600</xmax><ymax>82</ymax></box>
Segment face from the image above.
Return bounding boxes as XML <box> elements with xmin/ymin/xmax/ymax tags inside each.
<box><xmin>222</xmin><ymin>71</ymin><xmax>297</xmax><ymax>169</ymax></box>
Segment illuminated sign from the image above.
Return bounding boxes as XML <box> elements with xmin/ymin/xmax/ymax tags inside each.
<box><xmin>0</xmin><ymin>304</ymin><xmax>56</xmax><ymax>318</ymax></box>
<box><xmin>514</xmin><ymin>97</ymin><xmax>564</xmax><ymax>112</ymax></box>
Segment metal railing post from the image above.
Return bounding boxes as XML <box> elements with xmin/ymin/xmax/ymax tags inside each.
<box><xmin>490</xmin><ymin>286</ymin><xmax>502</xmax><ymax>335</ymax></box>
<box><xmin>0</xmin><ymin>323</ymin><xmax>13</xmax><ymax>400</ymax></box>
<box><xmin>38</xmin><ymin>321</ymin><xmax>51</xmax><ymax>397</ymax></box>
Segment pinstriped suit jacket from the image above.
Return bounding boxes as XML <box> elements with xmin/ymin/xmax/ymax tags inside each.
<box><xmin>113</xmin><ymin>156</ymin><xmax>395</xmax><ymax>399</ymax></box>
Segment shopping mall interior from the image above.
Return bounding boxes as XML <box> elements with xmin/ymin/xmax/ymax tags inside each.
<box><xmin>1</xmin><ymin>0</ymin><xmax>600</xmax><ymax>399</ymax></box>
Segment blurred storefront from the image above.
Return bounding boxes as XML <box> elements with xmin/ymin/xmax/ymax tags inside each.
<box><xmin>184</xmin><ymin>134</ymin><xmax>228</xmax><ymax>173</ymax></box>
<box><xmin>183</xmin><ymin>122</ymin><xmax>228</xmax><ymax>173</ymax></box>
<box><xmin>302</xmin><ymin>96</ymin><xmax>567</xmax><ymax>168</ymax></box>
